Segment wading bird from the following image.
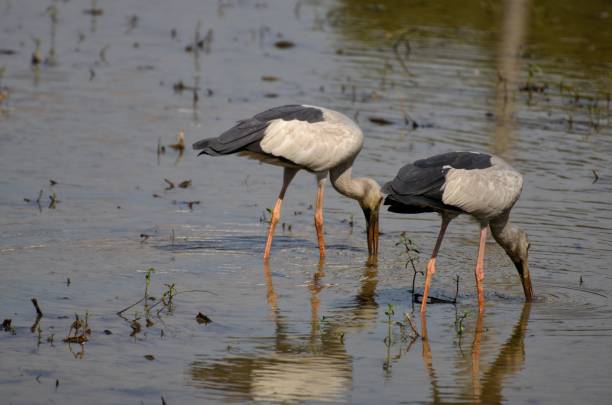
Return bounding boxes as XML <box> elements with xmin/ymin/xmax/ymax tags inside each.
<box><xmin>382</xmin><ymin>152</ymin><xmax>534</xmax><ymax>313</ymax></box>
<box><xmin>193</xmin><ymin>105</ymin><xmax>383</xmax><ymax>261</ymax></box>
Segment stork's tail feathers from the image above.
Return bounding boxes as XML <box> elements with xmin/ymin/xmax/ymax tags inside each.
<box><xmin>192</xmin><ymin>138</ymin><xmax>222</xmax><ymax>156</ymax></box>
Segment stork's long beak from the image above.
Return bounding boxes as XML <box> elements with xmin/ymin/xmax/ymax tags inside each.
<box><xmin>363</xmin><ymin>204</ymin><xmax>380</xmax><ymax>259</ymax></box>
<box><xmin>513</xmin><ymin>259</ymin><xmax>534</xmax><ymax>302</ymax></box>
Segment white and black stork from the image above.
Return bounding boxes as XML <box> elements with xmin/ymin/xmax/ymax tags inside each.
<box><xmin>383</xmin><ymin>152</ymin><xmax>534</xmax><ymax>313</ymax></box>
<box><xmin>193</xmin><ymin>105</ymin><xmax>383</xmax><ymax>261</ymax></box>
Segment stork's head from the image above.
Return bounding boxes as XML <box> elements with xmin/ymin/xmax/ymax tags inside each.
<box><xmin>491</xmin><ymin>218</ymin><xmax>534</xmax><ymax>302</ymax></box>
<box><xmin>510</xmin><ymin>229</ymin><xmax>533</xmax><ymax>301</ymax></box>
<box><xmin>358</xmin><ymin>178</ymin><xmax>383</xmax><ymax>259</ymax></box>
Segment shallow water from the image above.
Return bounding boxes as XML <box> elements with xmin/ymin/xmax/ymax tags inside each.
<box><xmin>1</xmin><ymin>0</ymin><xmax>612</xmax><ymax>404</ymax></box>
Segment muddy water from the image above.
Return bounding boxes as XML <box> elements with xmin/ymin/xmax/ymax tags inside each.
<box><xmin>1</xmin><ymin>0</ymin><xmax>612</xmax><ymax>404</ymax></box>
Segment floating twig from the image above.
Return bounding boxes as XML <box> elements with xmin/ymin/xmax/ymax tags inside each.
<box><xmin>117</xmin><ymin>297</ymin><xmax>145</xmax><ymax>316</ymax></box>
<box><xmin>31</xmin><ymin>298</ymin><xmax>43</xmax><ymax>317</ymax></box>
<box><xmin>453</xmin><ymin>275</ymin><xmax>460</xmax><ymax>304</ymax></box>
<box><xmin>164</xmin><ymin>179</ymin><xmax>175</xmax><ymax>190</ymax></box>
<box><xmin>368</xmin><ymin>116</ymin><xmax>394</xmax><ymax>126</ymax></box>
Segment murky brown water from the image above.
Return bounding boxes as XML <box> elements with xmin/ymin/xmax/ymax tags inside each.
<box><xmin>1</xmin><ymin>0</ymin><xmax>612</xmax><ymax>404</ymax></box>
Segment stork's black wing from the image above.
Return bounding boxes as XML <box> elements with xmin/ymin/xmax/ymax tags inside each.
<box><xmin>192</xmin><ymin>105</ymin><xmax>324</xmax><ymax>156</ymax></box>
<box><xmin>382</xmin><ymin>152</ymin><xmax>492</xmax><ymax>214</ymax></box>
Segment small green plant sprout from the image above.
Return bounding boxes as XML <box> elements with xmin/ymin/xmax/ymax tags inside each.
<box><xmin>454</xmin><ymin>310</ymin><xmax>470</xmax><ymax>337</ymax></box>
<box><xmin>396</xmin><ymin>232</ymin><xmax>423</xmax><ymax>293</ymax></box>
<box><xmin>161</xmin><ymin>283</ymin><xmax>176</xmax><ymax>306</ymax></box>
<box><xmin>144</xmin><ymin>267</ymin><xmax>155</xmax><ymax>299</ymax></box>
<box><xmin>396</xmin><ymin>231</ymin><xmax>420</xmax><ymax>255</ymax></box>
<box><xmin>157</xmin><ymin>283</ymin><xmax>177</xmax><ymax>315</ymax></box>
<box><xmin>385</xmin><ymin>303</ymin><xmax>395</xmax><ymax>320</ymax></box>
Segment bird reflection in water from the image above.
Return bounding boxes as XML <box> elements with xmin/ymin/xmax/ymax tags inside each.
<box><xmin>420</xmin><ymin>303</ymin><xmax>531</xmax><ymax>404</ymax></box>
<box><xmin>188</xmin><ymin>261</ymin><xmax>530</xmax><ymax>404</ymax></box>
<box><xmin>188</xmin><ymin>260</ymin><xmax>379</xmax><ymax>403</ymax></box>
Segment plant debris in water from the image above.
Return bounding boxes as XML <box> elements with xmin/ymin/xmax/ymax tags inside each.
<box><xmin>274</xmin><ymin>40</ymin><xmax>295</xmax><ymax>49</ymax></box>
<box><xmin>196</xmin><ymin>312</ymin><xmax>212</xmax><ymax>325</ymax></box>
<box><xmin>368</xmin><ymin>116</ymin><xmax>394</xmax><ymax>126</ymax></box>
<box><xmin>2</xmin><ymin>319</ymin><xmax>14</xmax><ymax>333</ymax></box>
<box><xmin>178</xmin><ymin>179</ymin><xmax>192</xmax><ymax>188</ymax></box>
<box><xmin>168</xmin><ymin>130</ymin><xmax>185</xmax><ymax>151</ymax></box>
<box><xmin>261</xmin><ymin>75</ymin><xmax>279</xmax><ymax>81</ymax></box>
<box><xmin>63</xmin><ymin>313</ymin><xmax>91</xmax><ymax>344</ymax></box>
<box><xmin>83</xmin><ymin>0</ymin><xmax>103</xmax><ymax>16</ymax></box>
<box><xmin>173</xmin><ymin>81</ymin><xmax>197</xmax><ymax>93</ymax></box>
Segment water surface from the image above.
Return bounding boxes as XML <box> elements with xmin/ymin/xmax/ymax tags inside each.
<box><xmin>1</xmin><ymin>0</ymin><xmax>612</xmax><ymax>404</ymax></box>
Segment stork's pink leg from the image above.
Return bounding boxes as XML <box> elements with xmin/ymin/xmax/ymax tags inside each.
<box><xmin>475</xmin><ymin>226</ymin><xmax>488</xmax><ymax>312</ymax></box>
<box><xmin>421</xmin><ymin>217</ymin><xmax>450</xmax><ymax>314</ymax></box>
<box><xmin>263</xmin><ymin>168</ymin><xmax>298</xmax><ymax>261</ymax></box>
<box><xmin>314</xmin><ymin>175</ymin><xmax>326</xmax><ymax>259</ymax></box>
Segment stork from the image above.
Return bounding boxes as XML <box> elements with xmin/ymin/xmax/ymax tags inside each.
<box><xmin>193</xmin><ymin>105</ymin><xmax>383</xmax><ymax>261</ymax></box>
<box><xmin>382</xmin><ymin>152</ymin><xmax>534</xmax><ymax>313</ymax></box>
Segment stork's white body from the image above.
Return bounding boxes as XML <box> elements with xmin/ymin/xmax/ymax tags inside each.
<box><xmin>254</xmin><ymin>106</ymin><xmax>364</xmax><ymax>172</ymax></box>
<box><xmin>442</xmin><ymin>156</ymin><xmax>523</xmax><ymax>220</ymax></box>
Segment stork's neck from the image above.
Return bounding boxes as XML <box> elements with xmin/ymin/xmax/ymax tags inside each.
<box><xmin>329</xmin><ymin>160</ymin><xmax>366</xmax><ymax>202</ymax></box>
<box><xmin>490</xmin><ymin>212</ymin><xmax>522</xmax><ymax>258</ymax></box>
